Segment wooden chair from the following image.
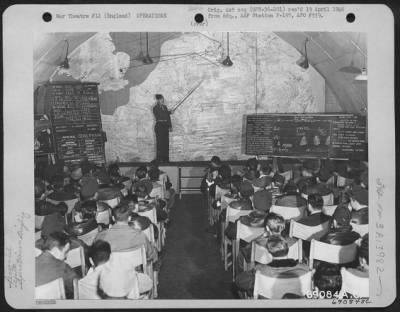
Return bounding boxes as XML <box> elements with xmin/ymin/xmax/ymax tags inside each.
<box><xmin>35</xmin><ymin>248</ymin><xmax>42</xmax><ymax>257</ymax></box>
<box><xmin>289</xmin><ymin>220</ymin><xmax>330</xmax><ymax>262</ymax></box>
<box><xmin>35</xmin><ymin>230</ymin><xmax>42</xmax><ymax>241</ymax></box>
<box><xmin>95</xmin><ymin>208</ymin><xmax>112</xmax><ymax>227</ymax></box>
<box><xmin>322</xmin><ymin>205</ymin><xmax>337</xmax><ymax>216</ymax></box>
<box><xmin>99</xmin><ymin>197</ymin><xmax>120</xmax><ymax>209</ymax></box>
<box><xmin>223</xmin><ymin>207</ymin><xmax>252</xmax><ymax>274</ymax></box>
<box><xmin>35</xmin><ymin>215</ymin><xmax>45</xmax><ymax>230</ymax></box>
<box><xmin>111</xmin><ymin>246</ymin><xmax>156</xmax><ymax>299</ymax></box>
<box><xmin>65</xmin><ymin>246</ymin><xmax>86</xmax><ymax>277</ymax></box>
<box><xmin>35</xmin><ymin>278</ymin><xmax>66</xmax><ymax>299</ymax></box>
<box><xmin>340</xmin><ymin>267</ymin><xmax>369</xmax><ymax>298</ymax></box>
<box><xmin>149</xmin><ymin>182</ymin><xmax>164</xmax><ymax>199</ymax></box>
<box><xmin>309</xmin><ymin>239</ymin><xmax>358</xmax><ymax>270</ymax></box>
<box><xmin>212</xmin><ymin>186</ymin><xmax>230</xmax><ymax>224</ymax></box>
<box><xmin>73</xmin><ymin>279</ymin><xmax>79</xmax><ymax>299</ymax></box>
<box><xmin>250</xmin><ymin>239</ymin><xmax>300</xmax><ymax>267</ymax></box>
<box><xmin>269</xmin><ymin>204</ymin><xmax>306</xmax><ymax>221</ymax></box>
<box><xmin>233</xmin><ymin>221</ymin><xmax>264</xmax><ymax>279</ymax></box>
<box><xmin>253</xmin><ymin>270</ymin><xmax>312</xmax><ymax>299</ymax></box>
<box><xmin>138</xmin><ymin>207</ymin><xmax>163</xmax><ymax>252</ymax></box>
<box><xmin>301</xmin><ymin>193</ymin><xmax>334</xmax><ymax>206</ymax></box>
<box><xmin>351</xmin><ymin>223</ymin><xmax>368</xmax><ymax>237</ymax></box>
<box><xmin>78</xmin><ymin>228</ymin><xmax>98</xmax><ymax>246</ymax></box>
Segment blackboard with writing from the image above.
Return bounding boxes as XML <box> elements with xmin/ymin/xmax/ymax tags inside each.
<box><xmin>46</xmin><ymin>82</ymin><xmax>106</xmax><ymax>164</ymax></box>
<box><xmin>245</xmin><ymin>114</ymin><xmax>367</xmax><ymax>160</ymax></box>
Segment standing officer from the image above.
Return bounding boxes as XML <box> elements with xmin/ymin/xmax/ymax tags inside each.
<box><xmin>153</xmin><ymin>94</ymin><xmax>172</xmax><ymax>162</ymax></box>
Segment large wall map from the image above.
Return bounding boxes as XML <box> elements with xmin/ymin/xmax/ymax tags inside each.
<box><xmin>50</xmin><ymin>32</ymin><xmax>326</xmax><ymax>162</ymax></box>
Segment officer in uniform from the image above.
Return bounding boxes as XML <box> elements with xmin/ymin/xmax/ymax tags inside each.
<box><xmin>153</xmin><ymin>94</ymin><xmax>172</xmax><ymax>162</ymax></box>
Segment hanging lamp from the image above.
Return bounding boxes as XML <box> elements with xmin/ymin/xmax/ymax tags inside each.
<box><xmin>135</xmin><ymin>33</ymin><xmax>147</xmax><ymax>63</ymax></box>
<box><xmin>59</xmin><ymin>39</ymin><xmax>69</xmax><ymax>69</ymax></box>
<box><xmin>222</xmin><ymin>32</ymin><xmax>233</xmax><ymax>66</ymax></box>
<box><xmin>296</xmin><ymin>38</ymin><xmax>309</xmax><ymax>69</ymax></box>
<box><xmin>354</xmin><ymin>53</ymin><xmax>368</xmax><ymax>81</ymax></box>
<box><xmin>144</xmin><ymin>32</ymin><xmax>153</xmax><ymax>64</ymax></box>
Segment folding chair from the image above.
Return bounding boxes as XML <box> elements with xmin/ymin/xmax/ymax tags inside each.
<box><xmin>322</xmin><ymin>205</ymin><xmax>337</xmax><ymax>217</ymax></box>
<box><xmin>269</xmin><ymin>204</ymin><xmax>306</xmax><ymax>221</ymax></box>
<box><xmin>223</xmin><ymin>206</ymin><xmax>252</xmax><ymax>273</ymax></box>
<box><xmin>35</xmin><ymin>248</ymin><xmax>42</xmax><ymax>257</ymax></box>
<box><xmin>111</xmin><ymin>245</ymin><xmax>156</xmax><ymax>299</ymax></box>
<box><xmin>253</xmin><ymin>270</ymin><xmax>312</xmax><ymax>299</ymax></box>
<box><xmin>309</xmin><ymin>239</ymin><xmax>358</xmax><ymax>270</ymax></box>
<box><xmin>35</xmin><ymin>215</ymin><xmax>45</xmax><ymax>230</ymax></box>
<box><xmin>301</xmin><ymin>193</ymin><xmax>334</xmax><ymax>206</ymax></box>
<box><xmin>289</xmin><ymin>220</ymin><xmax>330</xmax><ymax>262</ymax></box>
<box><xmin>65</xmin><ymin>246</ymin><xmax>86</xmax><ymax>277</ymax></box>
<box><xmin>212</xmin><ymin>186</ymin><xmax>230</xmax><ymax>224</ymax></box>
<box><xmin>351</xmin><ymin>223</ymin><xmax>368</xmax><ymax>237</ymax></box>
<box><xmin>138</xmin><ymin>207</ymin><xmax>162</xmax><ymax>252</ymax></box>
<box><xmin>35</xmin><ymin>278</ymin><xmax>66</xmax><ymax>299</ymax></box>
<box><xmin>280</xmin><ymin>170</ymin><xmax>293</xmax><ymax>184</ymax></box>
<box><xmin>233</xmin><ymin>221</ymin><xmax>264</xmax><ymax>279</ymax></box>
<box><xmin>149</xmin><ymin>182</ymin><xmax>164</xmax><ymax>199</ymax></box>
<box><xmin>35</xmin><ymin>230</ymin><xmax>42</xmax><ymax>241</ymax></box>
<box><xmin>99</xmin><ymin>196</ymin><xmax>120</xmax><ymax>209</ymax></box>
<box><xmin>250</xmin><ymin>239</ymin><xmax>300</xmax><ymax>267</ymax></box>
<box><xmin>78</xmin><ymin>228</ymin><xmax>98</xmax><ymax>246</ymax></box>
<box><xmin>96</xmin><ymin>208</ymin><xmax>112</xmax><ymax>227</ymax></box>
<box><xmin>340</xmin><ymin>267</ymin><xmax>369</xmax><ymax>298</ymax></box>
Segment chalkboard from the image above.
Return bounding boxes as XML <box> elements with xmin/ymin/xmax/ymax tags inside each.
<box><xmin>245</xmin><ymin>114</ymin><xmax>367</xmax><ymax>160</ymax></box>
<box><xmin>46</xmin><ymin>82</ymin><xmax>106</xmax><ymax>164</ymax></box>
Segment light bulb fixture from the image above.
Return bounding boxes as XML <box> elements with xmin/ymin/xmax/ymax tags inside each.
<box><xmin>143</xmin><ymin>32</ymin><xmax>153</xmax><ymax>64</ymax></box>
<box><xmin>354</xmin><ymin>68</ymin><xmax>368</xmax><ymax>81</ymax></box>
<box><xmin>135</xmin><ymin>33</ymin><xmax>147</xmax><ymax>63</ymax></box>
<box><xmin>339</xmin><ymin>60</ymin><xmax>362</xmax><ymax>74</ymax></box>
<box><xmin>60</xmin><ymin>39</ymin><xmax>69</xmax><ymax>69</ymax></box>
<box><xmin>296</xmin><ymin>38</ymin><xmax>309</xmax><ymax>69</ymax></box>
<box><xmin>222</xmin><ymin>32</ymin><xmax>233</xmax><ymax>66</ymax></box>
<box><xmin>354</xmin><ymin>52</ymin><xmax>367</xmax><ymax>81</ymax></box>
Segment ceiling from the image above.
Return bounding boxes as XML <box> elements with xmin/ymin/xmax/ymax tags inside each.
<box><xmin>33</xmin><ymin>32</ymin><xmax>367</xmax><ymax>114</ymax></box>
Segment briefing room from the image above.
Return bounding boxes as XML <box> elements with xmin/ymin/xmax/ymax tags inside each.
<box><xmin>33</xmin><ymin>31</ymin><xmax>369</xmax><ymax>301</ymax></box>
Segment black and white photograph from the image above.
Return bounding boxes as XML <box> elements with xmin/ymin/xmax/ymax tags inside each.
<box><xmin>3</xmin><ymin>4</ymin><xmax>396</xmax><ymax>309</ymax></box>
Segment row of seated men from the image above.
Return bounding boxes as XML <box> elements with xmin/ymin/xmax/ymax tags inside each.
<box><xmin>35</xmin><ymin>159</ymin><xmax>175</xmax><ymax>299</ymax></box>
<box><xmin>201</xmin><ymin>156</ymin><xmax>369</xmax><ymax>299</ymax></box>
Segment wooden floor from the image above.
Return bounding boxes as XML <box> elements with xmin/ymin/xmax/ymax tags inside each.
<box><xmin>157</xmin><ymin>194</ymin><xmax>236</xmax><ymax>299</ymax></box>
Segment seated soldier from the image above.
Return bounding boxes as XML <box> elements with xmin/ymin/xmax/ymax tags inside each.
<box><xmin>94</xmin><ymin>202</ymin><xmax>158</xmax><ymax>264</ymax></box>
<box><xmin>297</xmin><ymin>194</ymin><xmax>330</xmax><ymax>226</ymax></box>
<box><xmin>36</xmin><ymin>232</ymin><xmax>78</xmax><ymax>299</ymax></box>
<box><xmin>236</xmin><ymin>212</ymin><xmax>296</xmax><ymax>273</ymax></box>
<box><xmin>312</xmin><ymin>262</ymin><xmax>342</xmax><ymax>299</ymax></box>
<box><xmin>135</xmin><ymin>184</ymin><xmax>168</xmax><ymax>223</ymax></box>
<box><xmin>251</xmin><ymin>176</ymin><xmax>273</xmax><ymax>212</ymax></box>
<box><xmin>98</xmin><ymin>259</ymin><xmax>150</xmax><ymax>299</ymax></box>
<box><xmin>346</xmin><ymin>233</ymin><xmax>369</xmax><ymax>278</ymax></box>
<box><xmin>78</xmin><ymin>240</ymin><xmax>112</xmax><ymax>299</ymax></box>
<box><xmin>95</xmin><ymin>171</ymin><xmax>123</xmax><ymax>204</ymax></box>
<box><xmin>320</xmin><ymin>205</ymin><xmax>360</xmax><ymax>246</ymax></box>
<box><xmin>348</xmin><ymin>185</ymin><xmax>368</xmax><ymax>225</ymax></box>
<box><xmin>148</xmin><ymin>159</ymin><xmax>175</xmax><ymax>208</ymax></box>
<box><xmin>217</xmin><ymin>164</ymin><xmax>232</xmax><ymax>190</ymax></box>
<box><xmin>66</xmin><ymin>200</ymin><xmax>101</xmax><ymax>246</ymax></box>
<box><xmin>274</xmin><ymin>183</ymin><xmax>307</xmax><ymax>209</ymax></box>
<box><xmin>223</xmin><ymin>181</ymin><xmax>254</xmax><ymax>241</ymax></box>
<box><xmin>235</xmin><ymin>235</ymin><xmax>309</xmax><ymax>296</ymax></box>
<box><xmin>200</xmin><ymin>156</ymin><xmax>222</xmax><ymax>196</ymax></box>
<box><xmin>108</xmin><ymin>163</ymin><xmax>130</xmax><ymax>189</ymax></box>
<box><xmin>73</xmin><ymin>177</ymin><xmax>99</xmax><ymax>218</ymax></box>
<box><xmin>241</xmin><ymin>157</ymin><xmax>259</xmax><ymax>181</ymax></box>
<box><xmin>47</xmin><ymin>174</ymin><xmax>77</xmax><ymax>202</ymax></box>
<box><xmin>301</xmin><ymin>166</ymin><xmax>334</xmax><ymax>198</ymax></box>
<box><xmin>132</xmin><ymin>166</ymin><xmax>153</xmax><ymax>196</ymax></box>
<box><xmin>272</xmin><ymin>173</ymin><xmax>285</xmax><ymax>193</ymax></box>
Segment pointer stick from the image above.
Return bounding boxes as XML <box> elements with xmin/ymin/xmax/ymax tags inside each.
<box><xmin>171</xmin><ymin>79</ymin><xmax>204</xmax><ymax>113</ymax></box>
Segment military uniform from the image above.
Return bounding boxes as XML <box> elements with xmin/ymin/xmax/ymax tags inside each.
<box><xmin>153</xmin><ymin>103</ymin><xmax>172</xmax><ymax>162</ymax></box>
